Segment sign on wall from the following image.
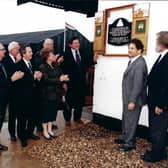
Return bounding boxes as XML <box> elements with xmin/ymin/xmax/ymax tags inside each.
<box><xmin>94</xmin><ymin>3</ymin><xmax>150</xmax><ymax>56</ymax></box>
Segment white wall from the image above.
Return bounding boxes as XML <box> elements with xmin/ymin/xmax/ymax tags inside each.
<box><xmin>93</xmin><ymin>1</ymin><xmax>168</xmax><ymax>127</ymax></box>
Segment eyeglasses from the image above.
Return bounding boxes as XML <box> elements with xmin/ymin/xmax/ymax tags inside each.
<box><xmin>0</xmin><ymin>48</ymin><xmax>6</xmax><ymax>51</ymax></box>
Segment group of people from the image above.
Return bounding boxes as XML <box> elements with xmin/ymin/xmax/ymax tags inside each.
<box><xmin>0</xmin><ymin>31</ymin><xmax>168</xmax><ymax>164</ymax></box>
<box><xmin>0</xmin><ymin>36</ymin><xmax>96</xmax><ymax>148</ymax></box>
<box><xmin>115</xmin><ymin>31</ymin><xmax>168</xmax><ymax>163</ymax></box>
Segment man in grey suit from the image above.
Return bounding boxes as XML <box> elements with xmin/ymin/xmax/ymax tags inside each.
<box><xmin>115</xmin><ymin>38</ymin><xmax>148</xmax><ymax>152</ymax></box>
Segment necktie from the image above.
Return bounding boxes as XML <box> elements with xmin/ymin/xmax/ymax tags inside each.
<box><xmin>28</xmin><ymin>62</ymin><xmax>33</xmax><ymax>74</ymax></box>
<box><xmin>75</xmin><ymin>50</ymin><xmax>81</xmax><ymax>66</ymax></box>
<box><xmin>127</xmin><ymin>60</ymin><xmax>131</xmax><ymax>67</ymax></box>
<box><xmin>0</xmin><ymin>63</ymin><xmax>8</xmax><ymax>79</ymax></box>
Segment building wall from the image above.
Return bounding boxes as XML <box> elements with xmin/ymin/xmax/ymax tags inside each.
<box><xmin>93</xmin><ymin>1</ymin><xmax>168</xmax><ymax>126</ymax></box>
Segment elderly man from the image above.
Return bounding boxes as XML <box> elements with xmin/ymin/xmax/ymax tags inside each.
<box><xmin>0</xmin><ymin>42</ymin><xmax>24</xmax><ymax>151</ymax></box>
<box><xmin>3</xmin><ymin>41</ymin><xmax>21</xmax><ymax>142</ymax></box>
<box><xmin>141</xmin><ymin>31</ymin><xmax>168</xmax><ymax>162</ymax></box>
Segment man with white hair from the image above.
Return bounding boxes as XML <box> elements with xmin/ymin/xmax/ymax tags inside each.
<box><xmin>0</xmin><ymin>42</ymin><xmax>24</xmax><ymax>151</ymax></box>
<box><xmin>3</xmin><ymin>41</ymin><xmax>21</xmax><ymax>142</ymax></box>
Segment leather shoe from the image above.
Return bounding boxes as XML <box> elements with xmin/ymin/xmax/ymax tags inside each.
<box><xmin>49</xmin><ymin>134</ymin><xmax>57</xmax><ymax>139</ymax></box>
<box><xmin>43</xmin><ymin>135</ymin><xmax>52</xmax><ymax>141</ymax></box>
<box><xmin>114</xmin><ymin>138</ymin><xmax>125</xmax><ymax>144</ymax></box>
<box><xmin>0</xmin><ymin>144</ymin><xmax>8</xmax><ymax>151</ymax></box>
<box><xmin>21</xmin><ymin>140</ymin><xmax>27</xmax><ymax>148</ymax></box>
<box><xmin>27</xmin><ymin>134</ymin><xmax>40</xmax><ymax>140</ymax></box>
<box><xmin>119</xmin><ymin>145</ymin><xmax>136</xmax><ymax>152</ymax></box>
<box><xmin>10</xmin><ymin>136</ymin><xmax>17</xmax><ymax>142</ymax></box>
<box><xmin>141</xmin><ymin>150</ymin><xmax>167</xmax><ymax>163</ymax></box>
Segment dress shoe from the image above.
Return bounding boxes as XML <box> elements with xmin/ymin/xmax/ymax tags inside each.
<box><xmin>141</xmin><ymin>150</ymin><xmax>167</xmax><ymax>163</ymax></box>
<box><xmin>43</xmin><ymin>134</ymin><xmax>52</xmax><ymax>141</ymax></box>
<box><xmin>49</xmin><ymin>133</ymin><xmax>57</xmax><ymax>139</ymax></box>
<box><xmin>65</xmin><ymin>121</ymin><xmax>71</xmax><ymax>127</ymax></box>
<box><xmin>27</xmin><ymin>134</ymin><xmax>40</xmax><ymax>140</ymax></box>
<box><xmin>74</xmin><ymin>119</ymin><xmax>84</xmax><ymax>124</ymax></box>
<box><xmin>114</xmin><ymin>138</ymin><xmax>125</xmax><ymax>144</ymax></box>
<box><xmin>119</xmin><ymin>145</ymin><xmax>136</xmax><ymax>152</ymax></box>
<box><xmin>10</xmin><ymin>136</ymin><xmax>17</xmax><ymax>142</ymax></box>
<box><xmin>21</xmin><ymin>140</ymin><xmax>28</xmax><ymax>148</ymax></box>
<box><xmin>52</xmin><ymin>125</ymin><xmax>58</xmax><ymax>130</ymax></box>
<box><xmin>0</xmin><ymin>144</ymin><xmax>8</xmax><ymax>151</ymax></box>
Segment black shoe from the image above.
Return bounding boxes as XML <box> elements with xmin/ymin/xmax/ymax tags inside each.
<box><xmin>21</xmin><ymin>140</ymin><xmax>28</xmax><ymax>148</ymax></box>
<box><xmin>114</xmin><ymin>138</ymin><xmax>125</xmax><ymax>144</ymax></box>
<box><xmin>49</xmin><ymin>133</ymin><xmax>57</xmax><ymax>139</ymax></box>
<box><xmin>27</xmin><ymin>134</ymin><xmax>40</xmax><ymax>140</ymax></box>
<box><xmin>141</xmin><ymin>150</ymin><xmax>167</xmax><ymax>163</ymax></box>
<box><xmin>119</xmin><ymin>145</ymin><xmax>136</xmax><ymax>152</ymax></box>
<box><xmin>43</xmin><ymin>135</ymin><xmax>52</xmax><ymax>141</ymax></box>
<box><xmin>0</xmin><ymin>144</ymin><xmax>8</xmax><ymax>151</ymax></box>
<box><xmin>10</xmin><ymin>136</ymin><xmax>17</xmax><ymax>142</ymax></box>
<box><xmin>52</xmin><ymin>125</ymin><xmax>58</xmax><ymax>130</ymax></box>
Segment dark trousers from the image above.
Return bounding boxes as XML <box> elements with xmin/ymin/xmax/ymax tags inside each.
<box><xmin>63</xmin><ymin>104</ymin><xmax>83</xmax><ymax>122</ymax></box>
<box><xmin>148</xmin><ymin>104</ymin><xmax>168</xmax><ymax>159</ymax></box>
<box><xmin>0</xmin><ymin>89</ymin><xmax>8</xmax><ymax>131</ymax></box>
<box><xmin>122</xmin><ymin>104</ymin><xmax>142</xmax><ymax>147</ymax></box>
<box><xmin>8</xmin><ymin>99</ymin><xmax>17</xmax><ymax>137</ymax></box>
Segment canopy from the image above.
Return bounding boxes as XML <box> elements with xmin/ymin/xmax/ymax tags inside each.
<box><xmin>17</xmin><ymin>0</ymin><xmax>98</xmax><ymax>17</ymax></box>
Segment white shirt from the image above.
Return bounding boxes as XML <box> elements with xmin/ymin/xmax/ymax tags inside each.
<box><xmin>23</xmin><ymin>58</ymin><xmax>31</xmax><ymax>69</ymax></box>
<box><xmin>130</xmin><ymin>55</ymin><xmax>141</xmax><ymax>64</ymax></box>
<box><xmin>71</xmin><ymin>48</ymin><xmax>81</xmax><ymax>62</ymax></box>
<box><xmin>158</xmin><ymin>49</ymin><xmax>168</xmax><ymax>62</ymax></box>
<box><xmin>9</xmin><ymin>54</ymin><xmax>16</xmax><ymax>63</ymax></box>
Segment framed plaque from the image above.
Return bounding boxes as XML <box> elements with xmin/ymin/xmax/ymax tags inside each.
<box><xmin>104</xmin><ymin>4</ymin><xmax>134</xmax><ymax>56</ymax></box>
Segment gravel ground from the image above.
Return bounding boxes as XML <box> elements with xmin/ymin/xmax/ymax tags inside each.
<box><xmin>28</xmin><ymin>122</ymin><xmax>168</xmax><ymax>168</ymax></box>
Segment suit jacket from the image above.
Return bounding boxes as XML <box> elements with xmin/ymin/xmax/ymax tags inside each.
<box><xmin>39</xmin><ymin>62</ymin><xmax>63</xmax><ymax>103</ymax></box>
<box><xmin>147</xmin><ymin>52</ymin><xmax>168</xmax><ymax>109</ymax></box>
<box><xmin>0</xmin><ymin>63</ymin><xmax>10</xmax><ymax>106</ymax></box>
<box><xmin>62</xmin><ymin>48</ymin><xmax>89</xmax><ymax>105</ymax></box>
<box><xmin>14</xmin><ymin>59</ymin><xmax>35</xmax><ymax>114</ymax></box>
<box><xmin>122</xmin><ymin>56</ymin><xmax>148</xmax><ymax>106</ymax></box>
<box><xmin>3</xmin><ymin>55</ymin><xmax>16</xmax><ymax>77</ymax></box>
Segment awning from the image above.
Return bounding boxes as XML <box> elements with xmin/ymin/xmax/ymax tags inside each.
<box><xmin>17</xmin><ymin>0</ymin><xmax>98</xmax><ymax>17</ymax></box>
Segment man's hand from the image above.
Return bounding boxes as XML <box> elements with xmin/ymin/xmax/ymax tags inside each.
<box><xmin>11</xmin><ymin>71</ymin><xmax>24</xmax><ymax>82</ymax></box>
<box><xmin>94</xmin><ymin>52</ymin><xmax>99</xmax><ymax>62</ymax></box>
<box><xmin>128</xmin><ymin>102</ymin><xmax>135</xmax><ymax>111</ymax></box>
<box><xmin>155</xmin><ymin>106</ymin><xmax>163</xmax><ymax>115</ymax></box>
<box><xmin>60</xmin><ymin>75</ymin><xmax>69</xmax><ymax>82</ymax></box>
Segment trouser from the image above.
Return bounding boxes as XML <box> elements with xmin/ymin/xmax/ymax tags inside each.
<box><xmin>17</xmin><ymin>114</ymin><xmax>35</xmax><ymax>141</ymax></box>
<box><xmin>0</xmin><ymin>89</ymin><xmax>8</xmax><ymax>131</ymax></box>
<box><xmin>8</xmin><ymin>100</ymin><xmax>17</xmax><ymax>137</ymax></box>
<box><xmin>63</xmin><ymin>104</ymin><xmax>83</xmax><ymax>122</ymax></box>
<box><xmin>122</xmin><ymin>104</ymin><xmax>142</xmax><ymax>147</ymax></box>
<box><xmin>148</xmin><ymin>104</ymin><xmax>168</xmax><ymax>159</ymax></box>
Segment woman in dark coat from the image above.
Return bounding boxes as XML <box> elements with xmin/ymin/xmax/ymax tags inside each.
<box><xmin>39</xmin><ymin>48</ymin><xmax>69</xmax><ymax>140</ymax></box>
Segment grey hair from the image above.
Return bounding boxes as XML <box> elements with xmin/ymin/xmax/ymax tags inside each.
<box><xmin>8</xmin><ymin>41</ymin><xmax>19</xmax><ymax>52</ymax></box>
<box><xmin>157</xmin><ymin>31</ymin><xmax>168</xmax><ymax>48</ymax></box>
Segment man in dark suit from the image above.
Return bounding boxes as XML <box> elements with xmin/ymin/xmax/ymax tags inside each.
<box><xmin>3</xmin><ymin>41</ymin><xmax>21</xmax><ymax>142</ymax></box>
<box><xmin>141</xmin><ymin>31</ymin><xmax>168</xmax><ymax>162</ymax></box>
<box><xmin>114</xmin><ymin>39</ymin><xmax>148</xmax><ymax>152</ymax></box>
<box><xmin>15</xmin><ymin>44</ymin><xmax>42</xmax><ymax>147</ymax></box>
<box><xmin>62</xmin><ymin>37</ymin><xmax>96</xmax><ymax>126</ymax></box>
<box><xmin>0</xmin><ymin>42</ymin><xmax>24</xmax><ymax>151</ymax></box>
